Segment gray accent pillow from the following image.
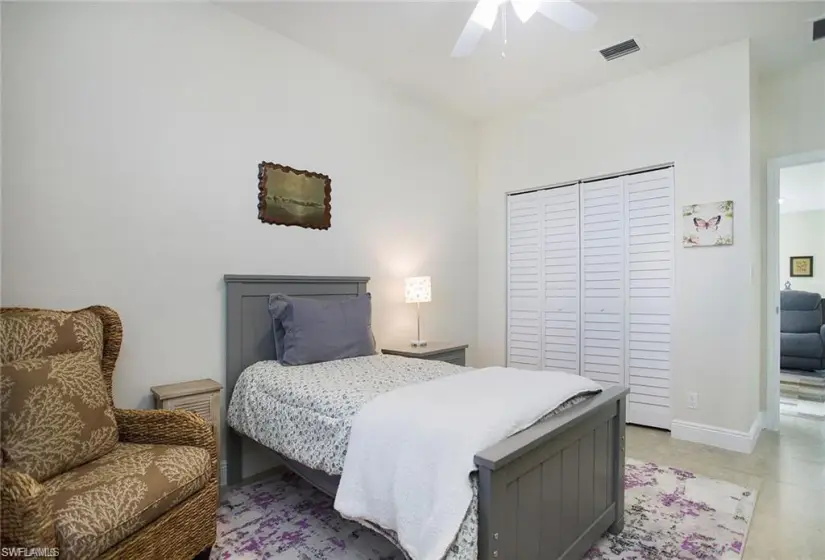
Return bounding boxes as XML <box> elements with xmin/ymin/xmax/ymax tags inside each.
<box><xmin>268</xmin><ymin>293</ymin><xmax>376</xmax><ymax>366</ymax></box>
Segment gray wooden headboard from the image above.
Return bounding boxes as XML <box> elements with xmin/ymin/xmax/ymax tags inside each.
<box><xmin>223</xmin><ymin>274</ymin><xmax>369</xmax><ymax>483</ymax></box>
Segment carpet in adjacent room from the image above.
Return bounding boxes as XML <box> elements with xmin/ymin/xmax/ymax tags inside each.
<box><xmin>212</xmin><ymin>458</ymin><xmax>756</xmax><ymax>560</ymax></box>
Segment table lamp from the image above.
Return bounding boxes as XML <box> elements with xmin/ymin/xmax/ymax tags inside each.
<box><xmin>405</xmin><ymin>276</ymin><xmax>431</xmax><ymax>347</ymax></box>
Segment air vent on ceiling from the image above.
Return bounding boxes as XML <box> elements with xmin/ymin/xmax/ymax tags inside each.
<box><xmin>814</xmin><ymin>17</ymin><xmax>825</xmax><ymax>41</ymax></box>
<box><xmin>599</xmin><ymin>38</ymin><xmax>640</xmax><ymax>61</ymax></box>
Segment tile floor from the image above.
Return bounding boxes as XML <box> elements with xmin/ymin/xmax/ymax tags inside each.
<box><xmin>781</xmin><ymin>397</ymin><xmax>825</xmax><ymax>420</ymax></box>
<box><xmin>627</xmin><ymin>415</ymin><xmax>825</xmax><ymax>559</ymax></box>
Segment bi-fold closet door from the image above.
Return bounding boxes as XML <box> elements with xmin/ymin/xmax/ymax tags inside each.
<box><xmin>506</xmin><ymin>167</ymin><xmax>673</xmax><ymax>429</ymax></box>
<box><xmin>580</xmin><ymin>176</ymin><xmax>625</xmax><ymax>390</ymax></box>
<box><xmin>542</xmin><ymin>185</ymin><xmax>581</xmax><ymax>376</ymax></box>
<box><xmin>507</xmin><ymin>190</ymin><xmax>543</xmax><ymax>369</ymax></box>
<box><xmin>621</xmin><ymin>169</ymin><xmax>674</xmax><ymax>429</ymax></box>
<box><xmin>507</xmin><ymin>185</ymin><xmax>580</xmax><ymax>373</ymax></box>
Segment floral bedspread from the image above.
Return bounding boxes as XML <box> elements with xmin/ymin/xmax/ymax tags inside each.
<box><xmin>227</xmin><ymin>354</ymin><xmax>466</xmax><ymax>475</ymax></box>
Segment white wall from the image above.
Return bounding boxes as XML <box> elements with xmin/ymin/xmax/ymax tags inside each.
<box><xmin>780</xmin><ymin>210</ymin><xmax>825</xmax><ymax>296</ymax></box>
<box><xmin>478</xmin><ymin>41</ymin><xmax>761</xmax><ymax>434</ymax></box>
<box><xmin>1</xmin><ymin>1</ymin><xmax>478</xmax><ymax>416</ymax></box>
<box><xmin>759</xmin><ymin>59</ymin><xmax>825</xmax><ymax>160</ymax></box>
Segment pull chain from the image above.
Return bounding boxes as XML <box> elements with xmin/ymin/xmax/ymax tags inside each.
<box><xmin>501</xmin><ymin>4</ymin><xmax>508</xmax><ymax>58</ymax></box>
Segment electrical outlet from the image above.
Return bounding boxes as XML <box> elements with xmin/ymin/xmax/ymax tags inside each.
<box><xmin>687</xmin><ymin>392</ymin><xmax>699</xmax><ymax>409</ymax></box>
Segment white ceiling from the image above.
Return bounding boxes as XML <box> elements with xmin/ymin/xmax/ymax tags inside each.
<box><xmin>780</xmin><ymin>161</ymin><xmax>825</xmax><ymax>214</ymax></box>
<box><xmin>219</xmin><ymin>1</ymin><xmax>825</xmax><ymax>120</ymax></box>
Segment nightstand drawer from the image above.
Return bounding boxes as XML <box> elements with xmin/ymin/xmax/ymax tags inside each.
<box><xmin>436</xmin><ymin>350</ymin><xmax>466</xmax><ymax>366</ymax></box>
<box><xmin>381</xmin><ymin>343</ymin><xmax>467</xmax><ymax>366</ymax></box>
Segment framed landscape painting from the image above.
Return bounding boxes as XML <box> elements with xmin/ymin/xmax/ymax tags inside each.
<box><xmin>682</xmin><ymin>200</ymin><xmax>733</xmax><ymax>247</ymax></box>
<box><xmin>257</xmin><ymin>162</ymin><xmax>331</xmax><ymax>230</ymax></box>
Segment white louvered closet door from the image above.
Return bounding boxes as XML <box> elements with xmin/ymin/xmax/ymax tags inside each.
<box><xmin>507</xmin><ymin>167</ymin><xmax>674</xmax><ymax>429</ymax></box>
<box><xmin>507</xmin><ymin>192</ymin><xmax>542</xmax><ymax>369</ymax></box>
<box><xmin>624</xmin><ymin>168</ymin><xmax>674</xmax><ymax>429</ymax></box>
<box><xmin>542</xmin><ymin>185</ymin><xmax>580</xmax><ymax>375</ymax></box>
<box><xmin>580</xmin><ymin>177</ymin><xmax>625</xmax><ymax>388</ymax></box>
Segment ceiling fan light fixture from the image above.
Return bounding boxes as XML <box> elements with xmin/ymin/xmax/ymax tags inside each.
<box><xmin>470</xmin><ymin>0</ymin><xmax>505</xmax><ymax>30</ymax></box>
<box><xmin>453</xmin><ymin>0</ymin><xmax>596</xmax><ymax>57</ymax></box>
<box><xmin>512</xmin><ymin>0</ymin><xmax>539</xmax><ymax>23</ymax></box>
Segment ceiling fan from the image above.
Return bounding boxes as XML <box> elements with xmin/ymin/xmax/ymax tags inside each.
<box><xmin>452</xmin><ymin>0</ymin><xmax>597</xmax><ymax>57</ymax></box>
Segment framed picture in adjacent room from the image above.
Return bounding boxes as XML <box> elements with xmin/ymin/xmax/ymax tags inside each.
<box><xmin>790</xmin><ymin>256</ymin><xmax>814</xmax><ymax>277</ymax></box>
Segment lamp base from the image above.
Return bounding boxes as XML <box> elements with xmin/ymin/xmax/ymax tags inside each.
<box><xmin>410</xmin><ymin>340</ymin><xmax>428</xmax><ymax>348</ymax></box>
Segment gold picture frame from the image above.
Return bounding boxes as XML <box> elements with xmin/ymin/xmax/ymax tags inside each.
<box><xmin>257</xmin><ymin>162</ymin><xmax>331</xmax><ymax>230</ymax></box>
<box><xmin>789</xmin><ymin>256</ymin><xmax>814</xmax><ymax>278</ymax></box>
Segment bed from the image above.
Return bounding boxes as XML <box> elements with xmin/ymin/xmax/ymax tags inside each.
<box><xmin>224</xmin><ymin>274</ymin><xmax>628</xmax><ymax>560</ymax></box>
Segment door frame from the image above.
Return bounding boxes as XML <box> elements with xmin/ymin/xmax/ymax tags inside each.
<box><xmin>765</xmin><ymin>149</ymin><xmax>825</xmax><ymax>431</ymax></box>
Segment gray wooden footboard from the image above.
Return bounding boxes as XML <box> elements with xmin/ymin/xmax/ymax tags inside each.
<box><xmin>475</xmin><ymin>386</ymin><xmax>628</xmax><ymax>560</ymax></box>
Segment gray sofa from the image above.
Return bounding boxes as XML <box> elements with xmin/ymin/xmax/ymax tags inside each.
<box><xmin>780</xmin><ymin>290</ymin><xmax>825</xmax><ymax>372</ymax></box>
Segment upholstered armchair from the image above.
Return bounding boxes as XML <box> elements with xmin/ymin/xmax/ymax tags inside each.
<box><xmin>0</xmin><ymin>306</ymin><xmax>218</xmax><ymax>559</ymax></box>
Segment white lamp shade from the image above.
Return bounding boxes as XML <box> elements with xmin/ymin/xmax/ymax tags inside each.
<box><xmin>405</xmin><ymin>276</ymin><xmax>432</xmax><ymax>304</ymax></box>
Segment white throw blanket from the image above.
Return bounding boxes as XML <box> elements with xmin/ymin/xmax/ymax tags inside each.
<box><xmin>333</xmin><ymin>366</ymin><xmax>602</xmax><ymax>560</ymax></box>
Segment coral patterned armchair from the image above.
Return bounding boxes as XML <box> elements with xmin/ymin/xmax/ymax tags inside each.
<box><xmin>0</xmin><ymin>306</ymin><xmax>217</xmax><ymax>559</ymax></box>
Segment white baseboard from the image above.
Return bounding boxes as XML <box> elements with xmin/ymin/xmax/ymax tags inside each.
<box><xmin>671</xmin><ymin>412</ymin><xmax>764</xmax><ymax>454</ymax></box>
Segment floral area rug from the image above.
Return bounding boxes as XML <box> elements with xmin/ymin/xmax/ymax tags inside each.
<box><xmin>213</xmin><ymin>458</ymin><xmax>756</xmax><ymax>560</ymax></box>
<box><xmin>585</xmin><ymin>459</ymin><xmax>757</xmax><ymax>559</ymax></box>
<box><xmin>212</xmin><ymin>472</ymin><xmax>398</xmax><ymax>560</ymax></box>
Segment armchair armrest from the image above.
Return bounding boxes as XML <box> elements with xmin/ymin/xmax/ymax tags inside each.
<box><xmin>115</xmin><ymin>408</ymin><xmax>217</xmax><ymax>478</ymax></box>
<box><xmin>0</xmin><ymin>468</ymin><xmax>56</xmax><ymax>548</ymax></box>
<box><xmin>820</xmin><ymin>324</ymin><xmax>825</xmax><ymax>344</ymax></box>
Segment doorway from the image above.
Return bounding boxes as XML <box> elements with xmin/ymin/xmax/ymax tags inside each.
<box><xmin>766</xmin><ymin>151</ymin><xmax>825</xmax><ymax>430</ymax></box>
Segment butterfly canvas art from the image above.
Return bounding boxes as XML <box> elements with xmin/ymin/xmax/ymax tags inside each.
<box><xmin>682</xmin><ymin>200</ymin><xmax>733</xmax><ymax>247</ymax></box>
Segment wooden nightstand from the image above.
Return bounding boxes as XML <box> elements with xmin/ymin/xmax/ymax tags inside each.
<box><xmin>382</xmin><ymin>343</ymin><xmax>468</xmax><ymax>366</ymax></box>
<box><xmin>150</xmin><ymin>379</ymin><xmax>222</xmax><ymax>472</ymax></box>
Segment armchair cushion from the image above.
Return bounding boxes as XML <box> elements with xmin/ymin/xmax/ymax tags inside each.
<box><xmin>1</xmin><ymin>351</ymin><xmax>118</xmax><ymax>482</ymax></box>
<box><xmin>0</xmin><ymin>309</ymin><xmax>104</xmax><ymax>364</ymax></box>
<box><xmin>43</xmin><ymin>442</ymin><xmax>210</xmax><ymax>560</ymax></box>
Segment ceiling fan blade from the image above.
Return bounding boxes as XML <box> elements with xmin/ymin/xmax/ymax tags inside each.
<box><xmin>451</xmin><ymin>20</ymin><xmax>487</xmax><ymax>57</ymax></box>
<box><xmin>538</xmin><ymin>0</ymin><xmax>597</xmax><ymax>32</ymax></box>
